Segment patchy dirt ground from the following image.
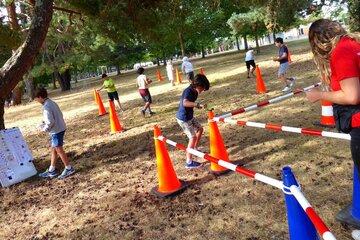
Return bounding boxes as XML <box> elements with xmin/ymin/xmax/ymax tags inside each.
<box><xmin>0</xmin><ymin>39</ymin><xmax>355</xmax><ymax>239</ymax></box>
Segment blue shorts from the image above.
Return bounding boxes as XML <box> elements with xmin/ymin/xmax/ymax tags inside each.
<box><xmin>278</xmin><ymin>62</ymin><xmax>289</xmax><ymax>77</ymax></box>
<box><xmin>51</xmin><ymin>131</ymin><xmax>65</xmax><ymax>147</ymax></box>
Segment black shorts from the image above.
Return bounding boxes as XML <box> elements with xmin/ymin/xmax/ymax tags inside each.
<box><xmin>186</xmin><ymin>71</ymin><xmax>195</xmax><ymax>81</ymax></box>
<box><xmin>246</xmin><ymin>60</ymin><xmax>256</xmax><ymax>69</ymax></box>
<box><xmin>107</xmin><ymin>91</ymin><xmax>119</xmax><ymax>101</ymax></box>
<box><xmin>139</xmin><ymin>89</ymin><xmax>152</xmax><ymax>103</ymax></box>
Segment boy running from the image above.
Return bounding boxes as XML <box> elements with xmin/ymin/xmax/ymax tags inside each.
<box><xmin>35</xmin><ymin>88</ymin><xmax>75</xmax><ymax>179</ymax></box>
<box><xmin>182</xmin><ymin>56</ymin><xmax>195</xmax><ymax>83</ymax></box>
<box><xmin>98</xmin><ymin>73</ymin><xmax>124</xmax><ymax>111</ymax></box>
<box><xmin>176</xmin><ymin>74</ymin><xmax>210</xmax><ymax>169</ymax></box>
<box><xmin>273</xmin><ymin>37</ymin><xmax>296</xmax><ymax>92</ymax></box>
<box><xmin>137</xmin><ymin>67</ymin><xmax>155</xmax><ymax>116</ymax></box>
<box><xmin>245</xmin><ymin>47</ymin><xmax>256</xmax><ymax>78</ymax></box>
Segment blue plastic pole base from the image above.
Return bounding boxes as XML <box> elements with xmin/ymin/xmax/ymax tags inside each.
<box><xmin>282</xmin><ymin>166</ymin><xmax>320</xmax><ymax>240</ymax></box>
<box><xmin>336</xmin><ymin>166</ymin><xmax>360</xmax><ymax>228</ymax></box>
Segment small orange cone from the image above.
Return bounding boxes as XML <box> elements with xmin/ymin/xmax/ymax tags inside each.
<box><xmin>156</xmin><ymin>69</ymin><xmax>164</xmax><ymax>82</ymax></box>
<box><xmin>255</xmin><ymin>65</ymin><xmax>267</xmax><ymax>94</ymax></box>
<box><xmin>94</xmin><ymin>90</ymin><xmax>107</xmax><ymax>116</ymax></box>
<box><xmin>109</xmin><ymin>100</ymin><xmax>123</xmax><ymax>133</ymax></box>
<box><xmin>208</xmin><ymin>111</ymin><xmax>231</xmax><ymax>175</ymax></box>
<box><xmin>314</xmin><ymin>100</ymin><xmax>335</xmax><ymax>128</ymax></box>
<box><xmin>176</xmin><ymin>68</ymin><xmax>182</xmax><ymax>84</ymax></box>
<box><xmin>151</xmin><ymin>125</ymin><xmax>187</xmax><ymax>197</ymax></box>
<box><xmin>199</xmin><ymin>68</ymin><xmax>205</xmax><ymax>75</ymax></box>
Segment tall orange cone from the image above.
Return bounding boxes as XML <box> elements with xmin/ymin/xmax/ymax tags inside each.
<box><xmin>156</xmin><ymin>69</ymin><xmax>164</xmax><ymax>82</ymax></box>
<box><xmin>255</xmin><ymin>65</ymin><xmax>267</xmax><ymax>94</ymax></box>
<box><xmin>199</xmin><ymin>67</ymin><xmax>205</xmax><ymax>75</ymax></box>
<box><xmin>314</xmin><ymin>100</ymin><xmax>335</xmax><ymax>128</ymax></box>
<box><xmin>176</xmin><ymin>68</ymin><xmax>182</xmax><ymax>84</ymax></box>
<box><xmin>94</xmin><ymin>90</ymin><xmax>107</xmax><ymax>116</ymax></box>
<box><xmin>208</xmin><ymin>111</ymin><xmax>231</xmax><ymax>175</ymax></box>
<box><xmin>109</xmin><ymin>100</ymin><xmax>123</xmax><ymax>133</ymax></box>
<box><xmin>151</xmin><ymin>125</ymin><xmax>187</xmax><ymax>197</ymax></box>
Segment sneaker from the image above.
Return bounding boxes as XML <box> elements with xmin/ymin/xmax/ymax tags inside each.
<box><xmin>352</xmin><ymin>230</ymin><xmax>360</xmax><ymax>240</ymax></box>
<box><xmin>185</xmin><ymin>161</ymin><xmax>202</xmax><ymax>169</ymax></box>
<box><xmin>282</xmin><ymin>86</ymin><xmax>291</xmax><ymax>92</ymax></box>
<box><xmin>289</xmin><ymin>77</ymin><xmax>296</xmax><ymax>88</ymax></box>
<box><xmin>57</xmin><ymin>167</ymin><xmax>75</xmax><ymax>179</ymax></box>
<box><xmin>149</xmin><ymin>111</ymin><xmax>156</xmax><ymax>116</ymax></box>
<box><xmin>140</xmin><ymin>109</ymin><xmax>145</xmax><ymax>117</ymax></box>
<box><xmin>39</xmin><ymin>169</ymin><xmax>58</xmax><ymax>178</ymax></box>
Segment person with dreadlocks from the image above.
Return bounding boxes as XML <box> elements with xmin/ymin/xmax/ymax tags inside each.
<box><xmin>306</xmin><ymin>19</ymin><xmax>360</xmax><ymax>228</ymax></box>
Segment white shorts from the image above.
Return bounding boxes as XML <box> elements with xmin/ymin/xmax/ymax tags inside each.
<box><xmin>177</xmin><ymin>118</ymin><xmax>202</xmax><ymax>139</ymax></box>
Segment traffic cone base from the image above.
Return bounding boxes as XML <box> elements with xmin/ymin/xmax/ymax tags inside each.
<box><xmin>151</xmin><ymin>180</ymin><xmax>188</xmax><ymax>198</ymax></box>
<box><xmin>255</xmin><ymin>65</ymin><xmax>267</xmax><ymax>94</ymax></box>
<box><xmin>313</xmin><ymin>120</ymin><xmax>335</xmax><ymax>128</ymax></box>
<box><xmin>109</xmin><ymin>101</ymin><xmax>123</xmax><ymax>134</ymax></box>
<box><xmin>336</xmin><ymin>204</ymin><xmax>360</xmax><ymax>228</ymax></box>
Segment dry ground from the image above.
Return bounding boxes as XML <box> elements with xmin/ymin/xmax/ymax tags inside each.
<box><xmin>0</xmin><ymin>39</ymin><xmax>355</xmax><ymax>239</ymax></box>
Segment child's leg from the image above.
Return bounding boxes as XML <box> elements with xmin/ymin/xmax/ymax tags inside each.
<box><xmin>194</xmin><ymin>127</ymin><xmax>203</xmax><ymax>148</ymax></box>
<box><xmin>50</xmin><ymin>147</ymin><xmax>58</xmax><ymax>169</ymax></box>
<box><xmin>116</xmin><ymin>100</ymin><xmax>123</xmax><ymax>111</ymax></box>
<box><xmin>55</xmin><ymin>146</ymin><xmax>71</xmax><ymax>167</ymax></box>
<box><xmin>186</xmin><ymin>136</ymin><xmax>197</xmax><ymax>163</ymax></box>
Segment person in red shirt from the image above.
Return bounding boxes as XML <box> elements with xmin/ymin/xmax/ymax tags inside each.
<box><xmin>306</xmin><ymin>19</ymin><xmax>360</xmax><ymax>228</ymax></box>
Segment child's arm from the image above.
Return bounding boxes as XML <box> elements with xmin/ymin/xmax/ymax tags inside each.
<box><xmin>183</xmin><ymin>99</ymin><xmax>206</xmax><ymax>109</ymax></box>
<box><xmin>41</xmin><ymin>109</ymin><xmax>55</xmax><ymax>132</ymax></box>
<box><xmin>145</xmin><ymin>78</ymin><xmax>152</xmax><ymax>84</ymax></box>
<box><xmin>97</xmin><ymin>86</ymin><xmax>104</xmax><ymax>91</ymax></box>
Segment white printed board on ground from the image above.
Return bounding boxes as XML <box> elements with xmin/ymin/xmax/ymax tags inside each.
<box><xmin>0</xmin><ymin>127</ymin><xmax>37</xmax><ymax>187</ymax></box>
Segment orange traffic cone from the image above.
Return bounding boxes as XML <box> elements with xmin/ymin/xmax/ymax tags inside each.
<box><xmin>109</xmin><ymin>100</ymin><xmax>123</xmax><ymax>133</ymax></box>
<box><xmin>176</xmin><ymin>68</ymin><xmax>182</xmax><ymax>84</ymax></box>
<box><xmin>94</xmin><ymin>90</ymin><xmax>107</xmax><ymax>116</ymax></box>
<box><xmin>199</xmin><ymin>67</ymin><xmax>205</xmax><ymax>75</ymax></box>
<box><xmin>314</xmin><ymin>100</ymin><xmax>335</xmax><ymax>128</ymax></box>
<box><xmin>255</xmin><ymin>65</ymin><xmax>267</xmax><ymax>94</ymax></box>
<box><xmin>208</xmin><ymin>111</ymin><xmax>231</xmax><ymax>175</ymax></box>
<box><xmin>156</xmin><ymin>69</ymin><xmax>164</xmax><ymax>82</ymax></box>
<box><xmin>288</xmin><ymin>51</ymin><xmax>292</xmax><ymax>63</ymax></box>
<box><xmin>151</xmin><ymin>125</ymin><xmax>187</xmax><ymax>197</ymax></box>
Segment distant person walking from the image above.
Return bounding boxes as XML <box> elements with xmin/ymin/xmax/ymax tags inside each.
<box><xmin>35</xmin><ymin>88</ymin><xmax>75</xmax><ymax>179</ymax></box>
<box><xmin>97</xmin><ymin>74</ymin><xmax>124</xmax><ymax>111</ymax></box>
<box><xmin>136</xmin><ymin>67</ymin><xmax>155</xmax><ymax>116</ymax></box>
<box><xmin>245</xmin><ymin>47</ymin><xmax>256</xmax><ymax>78</ymax></box>
<box><xmin>166</xmin><ymin>60</ymin><xmax>175</xmax><ymax>86</ymax></box>
<box><xmin>182</xmin><ymin>56</ymin><xmax>195</xmax><ymax>83</ymax></box>
<box><xmin>273</xmin><ymin>37</ymin><xmax>296</xmax><ymax>92</ymax></box>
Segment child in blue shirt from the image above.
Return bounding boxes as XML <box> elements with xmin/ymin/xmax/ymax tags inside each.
<box><xmin>176</xmin><ymin>74</ymin><xmax>210</xmax><ymax>169</ymax></box>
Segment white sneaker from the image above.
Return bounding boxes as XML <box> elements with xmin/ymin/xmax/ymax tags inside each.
<box><xmin>352</xmin><ymin>230</ymin><xmax>360</xmax><ymax>240</ymax></box>
<box><xmin>289</xmin><ymin>77</ymin><xmax>296</xmax><ymax>88</ymax></box>
<box><xmin>282</xmin><ymin>86</ymin><xmax>291</xmax><ymax>92</ymax></box>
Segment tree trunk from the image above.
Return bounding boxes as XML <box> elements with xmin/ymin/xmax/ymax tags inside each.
<box><xmin>273</xmin><ymin>32</ymin><xmax>276</xmax><ymax>42</ymax></box>
<box><xmin>267</xmin><ymin>34</ymin><xmax>271</xmax><ymax>44</ymax></box>
<box><xmin>12</xmin><ymin>86</ymin><xmax>23</xmax><ymax>105</ymax></box>
<box><xmin>255</xmin><ymin>36</ymin><xmax>260</xmax><ymax>53</ymax></box>
<box><xmin>116</xmin><ymin>65</ymin><xmax>121</xmax><ymax>75</ymax></box>
<box><xmin>0</xmin><ymin>0</ymin><xmax>54</xmax><ymax>129</ymax></box>
<box><xmin>0</xmin><ymin>99</ymin><xmax>4</xmax><ymax>130</ymax></box>
<box><xmin>243</xmin><ymin>35</ymin><xmax>248</xmax><ymax>50</ymax></box>
<box><xmin>156</xmin><ymin>58</ymin><xmax>160</xmax><ymax>66</ymax></box>
<box><xmin>349</xmin><ymin>0</ymin><xmax>360</xmax><ymax>32</ymax></box>
<box><xmin>24</xmin><ymin>74</ymin><xmax>36</xmax><ymax>100</ymax></box>
<box><xmin>235</xmin><ymin>36</ymin><xmax>240</xmax><ymax>51</ymax></box>
<box><xmin>52</xmin><ymin>73</ymin><xmax>57</xmax><ymax>89</ymax></box>
<box><xmin>178</xmin><ymin>32</ymin><xmax>185</xmax><ymax>57</ymax></box>
<box><xmin>56</xmin><ymin>69</ymin><xmax>71</xmax><ymax>91</ymax></box>
<box><xmin>201</xmin><ymin>46</ymin><xmax>206</xmax><ymax>58</ymax></box>
<box><xmin>6</xmin><ymin>2</ymin><xmax>20</xmax><ymax>31</ymax></box>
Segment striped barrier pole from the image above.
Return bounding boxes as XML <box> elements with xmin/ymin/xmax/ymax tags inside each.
<box><xmin>155</xmin><ymin>135</ymin><xmax>336</xmax><ymax>240</ymax></box>
<box><xmin>213</xmin><ymin>117</ymin><xmax>351</xmax><ymax>141</ymax></box>
<box><xmin>156</xmin><ymin>135</ymin><xmax>283</xmax><ymax>189</ymax></box>
<box><xmin>288</xmin><ymin>184</ymin><xmax>337</xmax><ymax>240</ymax></box>
<box><xmin>218</xmin><ymin>83</ymin><xmax>321</xmax><ymax>119</ymax></box>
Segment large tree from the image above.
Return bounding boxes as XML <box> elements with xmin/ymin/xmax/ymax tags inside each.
<box><xmin>0</xmin><ymin>0</ymin><xmax>54</xmax><ymax>129</ymax></box>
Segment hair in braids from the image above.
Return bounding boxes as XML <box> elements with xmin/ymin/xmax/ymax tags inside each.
<box><xmin>308</xmin><ymin>19</ymin><xmax>360</xmax><ymax>85</ymax></box>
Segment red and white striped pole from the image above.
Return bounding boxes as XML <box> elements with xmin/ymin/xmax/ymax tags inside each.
<box><xmin>218</xmin><ymin>83</ymin><xmax>321</xmax><ymax>119</ymax></box>
<box><xmin>155</xmin><ymin>135</ymin><xmax>336</xmax><ymax>240</ymax></box>
<box><xmin>289</xmin><ymin>185</ymin><xmax>336</xmax><ymax>240</ymax></box>
<box><xmin>213</xmin><ymin>117</ymin><xmax>350</xmax><ymax>141</ymax></box>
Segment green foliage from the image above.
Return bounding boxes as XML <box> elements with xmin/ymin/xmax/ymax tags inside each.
<box><xmin>348</xmin><ymin>0</ymin><xmax>360</xmax><ymax>32</ymax></box>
